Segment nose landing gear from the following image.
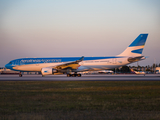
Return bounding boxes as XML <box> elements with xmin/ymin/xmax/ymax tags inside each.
<box><xmin>19</xmin><ymin>72</ymin><xmax>22</xmax><ymax>77</ymax></box>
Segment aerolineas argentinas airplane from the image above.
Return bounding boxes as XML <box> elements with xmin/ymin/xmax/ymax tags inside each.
<box><xmin>5</xmin><ymin>34</ymin><xmax>148</xmax><ymax>77</ymax></box>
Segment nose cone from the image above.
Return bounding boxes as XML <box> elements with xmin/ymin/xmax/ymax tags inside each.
<box><xmin>5</xmin><ymin>64</ymin><xmax>9</xmax><ymax>69</ymax></box>
<box><xmin>5</xmin><ymin>64</ymin><xmax>12</xmax><ymax>70</ymax></box>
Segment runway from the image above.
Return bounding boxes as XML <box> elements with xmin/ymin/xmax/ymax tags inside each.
<box><xmin>0</xmin><ymin>74</ymin><xmax>160</xmax><ymax>81</ymax></box>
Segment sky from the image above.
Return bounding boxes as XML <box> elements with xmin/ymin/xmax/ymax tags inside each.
<box><xmin>0</xmin><ymin>0</ymin><xmax>160</xmax><ymax>67</ymax></box>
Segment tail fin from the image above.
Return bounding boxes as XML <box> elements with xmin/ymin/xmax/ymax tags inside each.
<box><xmin>118</xmin><ymin>34</ymin><xmax>148</xmax><ymax>56</ymax></box>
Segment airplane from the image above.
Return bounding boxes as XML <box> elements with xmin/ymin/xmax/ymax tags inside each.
<box><xmin>5</xmin><ymin>33</ymin><xmax>148</xmax><ymax>77</ymax></box>
<box><xmin>130</xmin><ymin>69</ymin><xmax>146</xmax><ymax>75</ymax></box>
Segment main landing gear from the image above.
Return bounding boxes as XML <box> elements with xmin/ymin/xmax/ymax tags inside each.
<box><xmin>67</xmin><ymin>74</ymin><xmax>81</xmax><ymax>77</ymax></box>
<box><xmin>19</xmin><ymin>72</ymin><xmax>22</xmax><ymax>77</ymax></box>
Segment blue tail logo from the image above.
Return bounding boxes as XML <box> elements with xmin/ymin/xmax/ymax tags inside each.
<box><xmin>118</xmin><ymin>34</ymin><xmax>148</xmax><ymax>56</ymax></box>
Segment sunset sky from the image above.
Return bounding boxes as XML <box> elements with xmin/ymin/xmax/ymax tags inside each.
<box><xmin>0</xmin><ymin>0</ymin><xmax>160</xmax><ymax>67</ymax></box>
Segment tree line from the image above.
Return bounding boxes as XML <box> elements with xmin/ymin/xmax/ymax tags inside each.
<box><xmin>112</xmin><ymin>63</ymin><xmax>160</xmax><ymax>73</ymax></box>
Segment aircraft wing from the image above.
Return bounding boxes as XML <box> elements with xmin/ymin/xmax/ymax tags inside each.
<box><xmin>53</xmin><ymin>56</ymin><xmax>84</xmax><ymax>70</ymax></box>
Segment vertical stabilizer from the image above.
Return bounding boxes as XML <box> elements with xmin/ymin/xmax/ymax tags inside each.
<box><xmin>118</xmin><ymin>34</ymin><xmax>148</xmax><ymax>56</ymax></box>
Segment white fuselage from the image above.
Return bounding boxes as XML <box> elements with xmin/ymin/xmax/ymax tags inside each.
<box><xmin>11</xmin><ymin>57</ymin><xmax>129</xmax><ymax>72</ymax></box>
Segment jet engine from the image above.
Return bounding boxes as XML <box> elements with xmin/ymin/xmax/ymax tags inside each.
<box><xmin>128</xmin><ymin>56</ymin><xmax>146</xmax><ymax>63</ymax></box>
<box><xmin>41</xmin><ymin>67</ymin><xmax>57</xmax><ymax>75</ymax></box>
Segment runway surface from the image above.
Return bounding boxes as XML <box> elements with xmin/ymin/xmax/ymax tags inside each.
<box><xmin>0</xmin><ymin>74</ymin><xmax>160</xmax><ymax>81</ymax></box>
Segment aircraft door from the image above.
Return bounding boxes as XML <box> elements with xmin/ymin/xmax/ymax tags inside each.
<box><xmin>112</xmin><ymin>58</ymin><xmax>117</xmax><ymax>64</ymax></box>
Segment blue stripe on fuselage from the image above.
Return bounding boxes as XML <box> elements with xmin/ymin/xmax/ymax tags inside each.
<box><xmin>8</xmin><ymin>56</ymin><xmax>123</xmax><ymax>65</ymax></box>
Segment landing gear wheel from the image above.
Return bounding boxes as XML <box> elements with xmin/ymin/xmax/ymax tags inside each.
<box><xmin>67</xmin><ymin>74</ymin><xmax>72</xmax><ymax>77</ymax></box>
<box><xmin>19</xmin><ymin>74</ymin><xmax>22</xmax><ymax>77</ymax></box>
<box><xmin>77</xmin><ymin>74</ymin><xmax>81</xmax><ymax>77</ymax></box>
<box><xmin>72</xmin><ymin>74</ymin><xmax>77</xmax><ymax>77</ymax></box>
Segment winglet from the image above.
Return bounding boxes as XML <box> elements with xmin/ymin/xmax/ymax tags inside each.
<box><xmin>79</xmin><ymin>56</ymin><xmax>84</xmax><ymax>61</ymax></box>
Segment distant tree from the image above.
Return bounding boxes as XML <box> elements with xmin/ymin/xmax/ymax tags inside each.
<box><xmin>112</xmin><ymin>68</ymin><xmax>115</xmax><ymax>72</ymax></box>
<box><xmin>112</xmin><ymin>68</ymin><xmax>120</xmax><ymax>73</ymax></box>
<box><xmin>120</xmin><ymin>66</ymin><xmax>131</xmax><ymax>73</ymax></box>
<box><xmin>116</xmin><ymin>68</ymin><xmax>120</xmax><ymax>72</ymax></box>
<box><xmin>138</xmin><ymin>65</ymin><xmax>141</xmax><ymax>68</ymax></box>
<box><xmin>146</xmin><ymin>68</ymin><xmax>151</xmax><ymax>71</ymax></box>
<box><xmin>152</xmin><ymin>63</ymin><xmax>156</xmax><ymax>68</ymax></box>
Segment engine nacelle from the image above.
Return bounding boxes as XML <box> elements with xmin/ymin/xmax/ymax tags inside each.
<box><xmin>41</xmin><ymin>67</ymin><xmax>57</xmax><ymax>75</ymax></box>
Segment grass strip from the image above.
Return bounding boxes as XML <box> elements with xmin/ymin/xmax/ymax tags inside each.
<box><xmin>0</xmin><ymin>81</ymin><xmax>160</xmax><ymax>120</ymax></box>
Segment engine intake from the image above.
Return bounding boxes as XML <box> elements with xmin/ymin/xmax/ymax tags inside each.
<box><xmin>41</xmin><ymin>67</ymin><xmax>57</xmax><ymax>75</ymax></box>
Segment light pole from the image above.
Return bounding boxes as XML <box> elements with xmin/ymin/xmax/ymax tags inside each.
<box><xmin>154</xmin><ymin>58</ymin><xmax>156</xmax><ymax>74</ymax></box>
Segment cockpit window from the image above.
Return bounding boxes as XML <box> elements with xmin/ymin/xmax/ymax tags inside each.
<box><xmin>9</xmin><ymin>62</ymin><xmax>12</xmax><ymax>64</ymax></box>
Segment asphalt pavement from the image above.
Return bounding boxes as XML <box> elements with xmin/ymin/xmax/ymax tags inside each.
<box><xmin>0</xmin><ymin>74</ymin><xmax>160</xmax><ymax>81</ymax></box>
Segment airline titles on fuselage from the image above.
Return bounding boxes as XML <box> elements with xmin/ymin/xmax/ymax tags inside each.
<box><xmin>20</xmin><ymin>59</ymin><xmax>62</xmax><ymax>64</ymax></box>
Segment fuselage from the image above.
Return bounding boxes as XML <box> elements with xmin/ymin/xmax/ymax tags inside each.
<box><xmin>5</xmin><ymin>56</ymin><xmax>130</xmax><ymax>72</ymax></box>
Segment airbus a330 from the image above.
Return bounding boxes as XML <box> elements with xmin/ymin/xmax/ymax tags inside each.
<box><xmin>5</xmin><ymin>34</ymin><xmax>148</xmax><ymax>77</ymax></box>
